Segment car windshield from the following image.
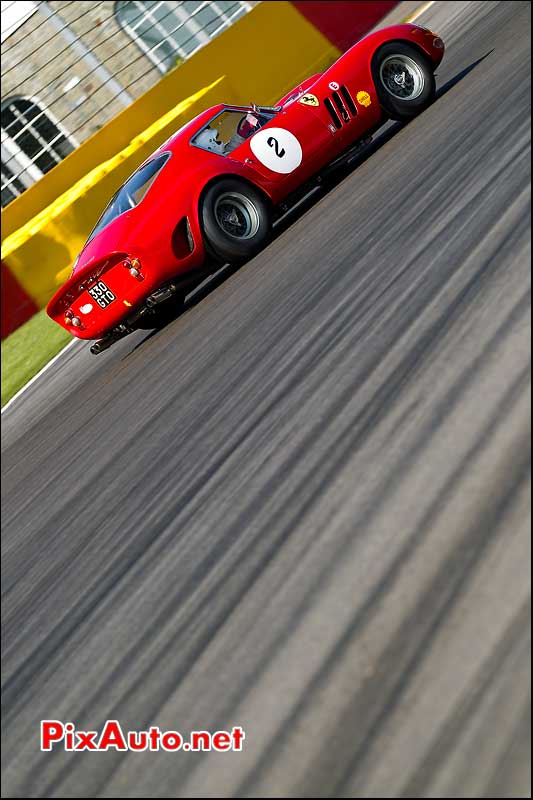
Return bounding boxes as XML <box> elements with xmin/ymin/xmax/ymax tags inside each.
<box><xmin>192</xmin><ymin>108</ymin><xmax>277</xmax><ymax>156</ymax></box>
<box><xmin>85</xmin><ymin>152</ymin><xmax>171</xmax><ymax>245</ymax></box>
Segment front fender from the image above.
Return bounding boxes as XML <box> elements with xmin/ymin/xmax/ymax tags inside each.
<box><xmin>361</xmin><ymin>23</ymin><xmax>445</xmax><ymax>71</ymax></box>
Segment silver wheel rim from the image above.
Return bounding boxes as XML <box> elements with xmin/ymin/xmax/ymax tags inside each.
<box><xmin>379</xmin><ymin>54</ymin><xmax>425</xmax><ymax>100</ymax></box>
<box><xmin>214</xmin><ymin>192</ymin><xmax>260</xmax><ymax>239</ymax></box>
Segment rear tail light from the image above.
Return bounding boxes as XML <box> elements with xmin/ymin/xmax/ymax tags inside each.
<box><xmin>123</xmin><ymin>257</ymin><xmax>144</xmax><ymax>281</ymax></box>
<box><xmin>64</xmin><ymin>310</ymin><xmax>82</xmax><ymax>328</ymax></box>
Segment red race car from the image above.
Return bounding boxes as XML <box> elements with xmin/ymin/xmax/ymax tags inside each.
<box><xmin>47</xmin><ymin>24</ymin><xmax>445</xmax><ymax>353</ymax></box>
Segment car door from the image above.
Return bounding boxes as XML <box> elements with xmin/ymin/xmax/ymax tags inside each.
<box><xmin>228</xmin><ymin>103</ymin><xmax>340</xmax><ymax>197</ymax></box>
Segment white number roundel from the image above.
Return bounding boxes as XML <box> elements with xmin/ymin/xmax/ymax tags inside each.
<box><xmin>250</xmin><ymin>128</ymin><xmax>302</xmax><ymax>174</ymax></box>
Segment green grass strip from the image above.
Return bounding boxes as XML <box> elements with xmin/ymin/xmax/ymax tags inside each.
<box><xmin>2</xmin><ymin>310</ymin><xmax>72</xmax><ymax>407</ymax></box>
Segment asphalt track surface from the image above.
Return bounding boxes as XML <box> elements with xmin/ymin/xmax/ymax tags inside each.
<box><xmin>1</xmin><ymin>2</ymin><xmax>531</xmax><ymax>797</ymax></box>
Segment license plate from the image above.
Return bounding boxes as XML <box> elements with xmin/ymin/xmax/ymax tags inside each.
<box><xmin>88</xmin><ymin>280</ymin><xmax>116</xmax><ymax>309</ymax></box>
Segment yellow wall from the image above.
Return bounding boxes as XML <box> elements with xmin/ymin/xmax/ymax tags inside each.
<box><xmin>2</xmin><ymin>80</ymin><xmax>227</xmax><ymax>308</ymax></box>
<box><xmin>1</xmin><ymin>1</ymin><xmax>339</xmax><ymax>308</ymax></box>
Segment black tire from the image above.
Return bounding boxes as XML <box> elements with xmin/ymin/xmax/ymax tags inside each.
<box><xmin>372</xmin><ymin>42</ymin><xmax>435</xmax><ymax>121</ymax></box>
<box><xmin>200</xmin><ymin>178</ymin><xmax>272</xmax><ymax>263</ymax></box>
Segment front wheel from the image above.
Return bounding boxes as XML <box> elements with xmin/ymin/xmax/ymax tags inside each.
<box><xmin>372</xmin><ymin>42</ymin><xmax>436</xmax><ymax>120</ymax></box>
<box><xmin>200</xmin><ymin>178</ymin><xmax>272</xmax><ymax>264</ymax></box>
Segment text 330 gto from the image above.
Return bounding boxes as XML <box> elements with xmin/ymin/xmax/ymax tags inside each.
<box><xmin>47</xmin><ymin>24</ymin><xmax>445</xmax><ymax>353</ymax></box>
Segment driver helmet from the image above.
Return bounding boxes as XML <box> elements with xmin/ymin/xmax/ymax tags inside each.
<box><xmin>196</xmin><ymin>127</ymin><xmax>224</xmax><ymax>154</ymax></box>
<box><xmin>237</xmin><ymin>113</ymin><xmax>262</xmax><ymax>139</ymax></box>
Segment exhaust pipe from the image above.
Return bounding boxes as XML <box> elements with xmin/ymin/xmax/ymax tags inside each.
<box><xmin>90</xmin><ymin>323</ymin><xmax>131</xmax><ymax>355</ymax></box>
<box><xmin>145</xmin><ymin>282</ymin><xmax>180</xmax><ymax>308</ymax></box>
<box><xmin>89</xmin><ymin>276</ymin><xmax>203</xmax><ymax>354</ymax></box>
<box><xmin>90</xmin><ymin>339</ymin><xmax>113</xmax><ymax>355</ymax></box>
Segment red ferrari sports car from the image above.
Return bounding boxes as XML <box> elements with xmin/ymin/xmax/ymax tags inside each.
<box><xmin>47</xmin><ymin>23</ymin><xmax>445</xmax><ymax>353</ymax></box>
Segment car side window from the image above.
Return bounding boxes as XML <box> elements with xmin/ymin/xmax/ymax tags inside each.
<box><xmin>85</xmin><ymin>152</ymin><xmax>171</xmax><ymax>244</ymax></box>
<box><xmin>192</xmin><ymin>110</ymin><xmax>275</xmax><ymax>156</ymax></box>
<box><xmin>126</xmin><ymin>153</ymin><xmax>171</xmax><ymax>204</ymax></box>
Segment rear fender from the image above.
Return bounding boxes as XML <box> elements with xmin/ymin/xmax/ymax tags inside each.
<box><xmin>47</xmin><ymin>253</ymin><xmax>128</xmax><ymax>317</ymax></box>
<box><xmin>46</xmin><ymin>252</ymin><xmax>146</xmax><ymax>338</ymax></box>
<box><xmin>196</xmin><ymin>173</ymin><xmax>274</xmax><ymax>214</ymax></box>
<box><xmin>190</xmin><ymin>161</ymin><xmax>277</xmax><ymax>238</ymax></box>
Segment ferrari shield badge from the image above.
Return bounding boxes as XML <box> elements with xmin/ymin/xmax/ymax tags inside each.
<box><xmin>299</xmin><ymin>93</ymin><xmax>319</xmax><ymax>107</ymax></box>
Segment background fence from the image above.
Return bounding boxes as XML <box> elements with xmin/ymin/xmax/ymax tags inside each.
<box><xmin>1</xmin><ymin>1</ymin><xmax>254</xmax><ymax>207</ymax></box>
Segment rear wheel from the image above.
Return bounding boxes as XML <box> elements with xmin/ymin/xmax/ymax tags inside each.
<box><xmin>373</xmin><ymin>42</ymin><xmax>435</xmax><ymax>120</ymax></box>
<box><xmin>200</xmin><ymin>178</ymin><xmax>272</xmax><ymax>263</ymax></box>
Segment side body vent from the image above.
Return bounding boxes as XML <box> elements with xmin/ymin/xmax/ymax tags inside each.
<box><xmin>324</xmin><ymin>85</ymin><xmax>358</xmax><ymax>129</ymax></box>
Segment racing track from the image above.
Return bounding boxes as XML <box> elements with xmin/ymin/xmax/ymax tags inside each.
<box><xmin>1</xmin><ymin>2</ymin><xmax>531</xmax><ymax>797</ymax></box>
